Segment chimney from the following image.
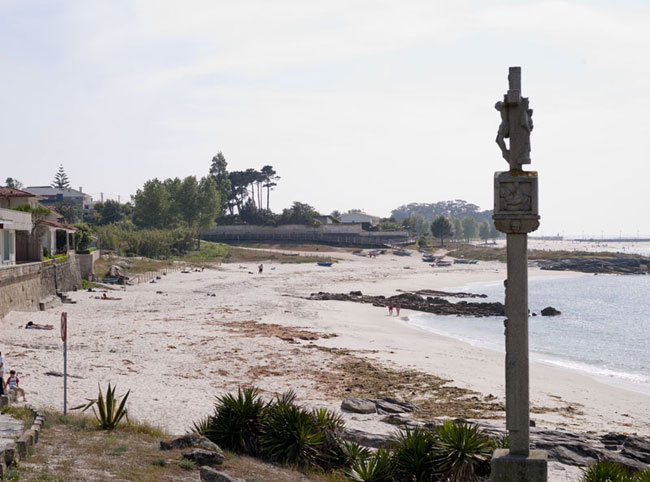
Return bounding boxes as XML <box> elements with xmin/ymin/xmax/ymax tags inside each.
<box><xmin>79</xmin><ymin>186</ymin><xmax>83</xmax><ymax>193</ymax></box>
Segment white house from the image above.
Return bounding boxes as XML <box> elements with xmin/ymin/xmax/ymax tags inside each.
<box><xmin>340</xmin><ymin>211</ymin><xmax>381</xmax><ymax>226</ymax></box>
<box><xmin>0</xmin><ymin>187</ymin><xmax>36</xmax><ymax>266</ymax></box>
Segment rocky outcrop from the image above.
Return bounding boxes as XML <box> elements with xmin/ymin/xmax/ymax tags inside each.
<box><xmin>308</xmin><ymin>291</ymin><xmax>505</xmax><ymax>317</ymax></box>
<box><xmin>341</xmin><ymin>422</ymin><xmax>650</xmax><ymax>471</ymax></box>
<box><xmin>183</xmin><ymin>448</ymin><xmax>225</xmax><ymax>467</ymax></box>
<box><xmin>160</xmin><ymin>434</ymin><xmax>223</xmax><ymax>454</ymax></box>
<box><xmin>541</xmin><ymin>306</ymin><xmax>561</xmax><ymax>316</ymax></box>
<box><xmin>537</xmin><ymin>257</ymin><xmax>650</xmax><ymax>275</ymax></box>
<box><xmin>200</xmin><ymin>466</ymin><xmax>245</xmax><ymax>482</ymax></box>
<box><xmin>341</xmin><ymin>397</ymin><xmax>417</xmax><ymax>415</ymax></box>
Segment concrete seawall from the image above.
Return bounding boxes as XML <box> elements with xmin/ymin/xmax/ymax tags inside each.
<box><xmin>202</xmin><ymin>224</ymin><xmax>411</xmax><ymax>248</ymax></box>
<box><xmin>0</xmin><ymin>255</ymin><xmax>83</xmax><ymax>319</ymax></box>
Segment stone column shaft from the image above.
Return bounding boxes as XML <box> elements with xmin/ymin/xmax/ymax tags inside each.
<box><xmin>505</xmin><ymin>233</ymin><xmax>530</xmax><ymax>455</ymax></box>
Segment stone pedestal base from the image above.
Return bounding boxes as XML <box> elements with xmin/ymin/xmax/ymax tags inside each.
<box><xmin>491</xmin><ymin>449</ymin><xmax>547</xmax><ymax>482</ymax></box>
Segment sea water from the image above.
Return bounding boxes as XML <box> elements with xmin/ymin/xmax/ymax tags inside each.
<box><xmin>408</xmin><ymin>274</ymin><xmax>650</xmax><ymax>394</ymax></box>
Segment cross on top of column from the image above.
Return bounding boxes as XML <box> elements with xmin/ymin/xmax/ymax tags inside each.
<box><xmin>507</xmin><ymin>67</ymin><xmax>521</xmax><ymax>104</ymax></box>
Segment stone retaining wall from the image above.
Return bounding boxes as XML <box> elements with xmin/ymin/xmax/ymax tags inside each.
<box><xmin>0</xmin><ymin>255</ymin><xmax>82</xmax><ymax>319</ymax></box>
<box><xmin>0</xmin><ymin>404</ymin><xmax>46</xmax><ymax>477</ymax></box>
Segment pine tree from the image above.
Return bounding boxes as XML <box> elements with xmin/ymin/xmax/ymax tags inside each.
<box><xmin>52</xmin><ymin>165</ymin><xmax>71</xmax><ymax>189</ymax></box>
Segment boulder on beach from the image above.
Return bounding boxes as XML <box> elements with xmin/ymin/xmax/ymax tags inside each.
<box><xmin>541</xmin><ymin>306</ymin><xmax>561</xmax><ymax>316</ymax></box>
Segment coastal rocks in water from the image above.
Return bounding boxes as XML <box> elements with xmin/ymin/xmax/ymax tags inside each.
<box><xmin>537</xmin><ymin>256</ymin><xmax>650</xmax><ymax>275</ymax></box>
<box><xmin>309</xmin><ymin>291</ymin><xmax>505</xmax><ymax>317</ymax></box>
<box><xmin>398</xmin><ymin>289</ymin><xmax>488</xmax><ymax>299</ymax></box>
<box><xmin>541</xmin><ymin>306</ymin><xmax>561</xmax><ymax>316</ymax></box>
<box><xmin>341</xmin><ymin>397</ymin><xmax>417</xmax><ymax>415</ymax></box>
<box><xmin>183</xmin><ymin>448</ymin><xmax>225</xmax><ymax>466</ymax></box>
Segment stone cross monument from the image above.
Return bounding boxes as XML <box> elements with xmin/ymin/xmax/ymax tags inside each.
<box><xmin>491</xmin><ymin>67</ymin><xmax>548</xmax><ymax>482</ymax></box>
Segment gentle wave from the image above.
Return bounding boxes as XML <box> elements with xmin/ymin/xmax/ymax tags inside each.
<box><xmin>406</xmin><ymin>274</ymin><xmax>650</xmax><ymax>395</ymax></box>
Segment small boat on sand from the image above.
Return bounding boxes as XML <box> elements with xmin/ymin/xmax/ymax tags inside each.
<box><xmin>393</xmin><ymin>250</ymin><xmax>411</xmax><ymax>256</ymax></box>
<box><xmin>317</xmin><ymin>262</ymin><xmax>334</xmax><ymax>267</ymax></box>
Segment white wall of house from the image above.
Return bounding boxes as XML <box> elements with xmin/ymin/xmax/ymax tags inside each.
<box><xmin>340</xmin><ymin>213</ymin><xmax>380</xmax><ymax>225</ymax></box>
<box><xmin>41</xmin><ymin>227</ymin><xmax>57</xmax><ymax>256</ymax></box>
<box><xmin>0</xmin><ymin>228</ymin><xmax>16</xmax><ymax>266</ymax></box>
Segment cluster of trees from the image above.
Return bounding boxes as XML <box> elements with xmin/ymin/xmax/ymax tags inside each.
<box><xmin>209</xmin><ymin>153</ymin><xmax>280</xmax><ymax>216</ymax></box>
<box><xmin>430</xmin><ymin>215</ymin><xmax>499</xmax><ymax>246</ymax></box>
<box><xmin>391</xmin><ymin>200</ymin><xmax>493</xmax><ymax>225</ymax></box>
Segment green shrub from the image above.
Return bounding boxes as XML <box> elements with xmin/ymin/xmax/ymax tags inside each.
<box><xmin>261</xmin><ymin>395</ymin><xmax>326</xmax><ymax>467</ymax></box>
<box><xmin>490</xmin><ymin>433</ymin><xmax>509</xmax><ymax>449</ymax></box>
<box><xmin>178</xmin><ymin>459</ymin><xmax>196</xmax><ymax>470</ymax></box>
<box><xmin>93</xmin><ymin>224</ymin><xmax>195</xmax><ymax>258</ymax></box>
<box><xmin>346</xmin><ymin>448</ymin><xmax>394</xmax><ymax>482</ymax></box>
<box><xmin>391</xmin><ymin>426</ymin><xmax>437</xmax><ymax>481</ymax></box>
<box><xmin>579</xmin><ymin>461</ymin><xmax>634</xmax><ymax>481</ymax></box>
<box><xmin>151</xmin><ymin>458</ymin><xmax>167</xmax><ymax>467</ymax></box>
<box><xmin>72</xmin><ymin>383</ymin><xmax>130</xmax><ymax>430</ymax></box>
<box><xmin>203</xmin><ymin>387</ymin><xmax>267</xmax><ymax>455</ymax></box>
<box><xmin>432</xmin><ymin>420</ymin><xmax>493</xmax><ymax>482</ymax></box>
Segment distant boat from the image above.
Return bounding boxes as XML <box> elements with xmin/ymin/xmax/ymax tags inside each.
<box><xmin>393</xmin><ymin>250</ymin><xmax>412</xmax><ymax>256</ymax></box>
<box><xmin>422</xmin><ymin>255</ymin><xmax>435</xmax><ymax>262</ymax></box>
<box><xmin>435</xmin><ymin>260</ymin><xmax>452</xmax><ymax>267</ymax></box>
<box><xmin>453</xmin><ymin>259</ymin><xmax>478</xmax><ymax>264</ymax></box>
<box><xmin>317</xmin><ymin>262</ymin><xmax>334</xmax><ymax>267</ymax></box>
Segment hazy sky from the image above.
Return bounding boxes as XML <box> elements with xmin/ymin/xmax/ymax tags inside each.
<box><xmin>2</xmin><ymin>0</ymin><xmax>649</xmax><ymax>237</ymax></box>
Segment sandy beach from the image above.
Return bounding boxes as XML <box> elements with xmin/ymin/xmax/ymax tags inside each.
<box><xmin>2</xmin><ymin>244</ymin><xmax>649</xmax><ymax>480</ymax></box>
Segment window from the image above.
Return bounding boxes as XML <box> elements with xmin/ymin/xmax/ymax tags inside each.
<box><xmin>2</xmin><ymin>230</ymin><xmax>10</xmax><ymax>262</ymax></box>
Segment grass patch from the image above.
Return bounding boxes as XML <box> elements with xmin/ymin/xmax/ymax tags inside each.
<box><xmin>17</xmin><ymin>409</ymin><xmax>339</xmax><ymax>482</ymax></box>
<box><xmin>178</xmin><ymin>460</ymin><xmax>195</xmax><ymax>470</ymax></box>
<box><xmin>2</xmin><ymin>405</ymin><xmax>35</xmax><ymax>429</ymax></box>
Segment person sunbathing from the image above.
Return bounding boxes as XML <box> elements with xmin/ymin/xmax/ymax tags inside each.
<box><xmin>95</xmin><ymin>293</ymin><xmax>122</xmax><ymax>300</ymax></box>
<box><xmin>25</xmin><ymin>321</ymin><xmax>54</xmax><ymax>330</ymax></box>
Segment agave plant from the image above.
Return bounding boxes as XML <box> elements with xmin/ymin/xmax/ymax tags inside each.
<box><xmin>312</xmin><ymin>407</ymin><xmax>345</xmax><ymax>433</ymax></box>
<box><xmin>346</xmin><ymin>448</ymin><xmax>394</xmax><ymax>482</ymax></box>
<box><xmin>191</xmin><ymin>415</ymin><xmax>211</xmax><ymax>436</ymax></box>
<box><xmin>72</xmin><ymin>383</ymin><xmax>130</xmax><ymax>430</ymax></box>
<box><xmin>635</xmin><ymin>469</ymin><xmax>650</xmax><ymax>482</ymax></box>
<box><xmin>579</xmin><ymin>461</ymin><xmax>635</xmax><ymax>482</ymax></box>
<box><xmin>204</xmin><ymin>386</ymin><xmax>267</xmax><ymax>455</ymax></box>
<box><xmin>432</xmin><ymin>420</ymin><xmax>493</xmax><ymax>482</ymax></box>
<box><xmin>391</xmin><ymin>426</ymin><xmax>437</xmax><ymax>481</ymax></box>
<box><xmin>340</xmin><ymin>440</ymin><xmax>372</xmax><ymax>465</ymax></box>
<box><xmin>261</xmin><ymin>396</ymin><xmax>326</xmax><ymax>467</ymax></box>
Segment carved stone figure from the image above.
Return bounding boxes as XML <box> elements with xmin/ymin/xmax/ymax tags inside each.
<box><xmin>495</xmin><ymin>67</ymin><xmax>534</xmax><ymax>170</ymax></box>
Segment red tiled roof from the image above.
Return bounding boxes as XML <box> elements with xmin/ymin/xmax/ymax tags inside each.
<box><xmin>0</xmin><ymin>186</ymin><xmax>37</xmax><ymax>197</ymax></box>
<box><xmin>41</xmin><ymin>220</ymin><xmax>77</xmax><ymax>231</ymax></box>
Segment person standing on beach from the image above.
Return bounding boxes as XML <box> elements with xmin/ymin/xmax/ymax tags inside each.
<box><xmin>388</xmin><ymin>301</ymin><xmax>393</xmax><ymax>315</ymax></box>
<box><xmin>395</xmin><ymin>301</ymin><xmax>401</xmax><ymax>316</ymax></box>
<box><xmin>0</xmin><ymin>352</ymin><xmax>4</xmax><ymax>396</ymax></box>
<box><xmin>258</xmin><ymin>264</ymin><xmax>263</xmax><ymax>274</ymax></box>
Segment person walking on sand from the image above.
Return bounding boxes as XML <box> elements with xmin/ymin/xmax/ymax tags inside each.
<box><xmin>395</xmin><ymin>301</ymin><xmax>401</xmax><ymax>316</ymax></box>
<box><xmin>388</xmin><ymin>301</ymin><xmax>393</xmax><ymax>315</ymax></box>
<box><xmin>258</xmin><ymin>264</ymin><xmax>263</xmax><ymax>274</ymax></box>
